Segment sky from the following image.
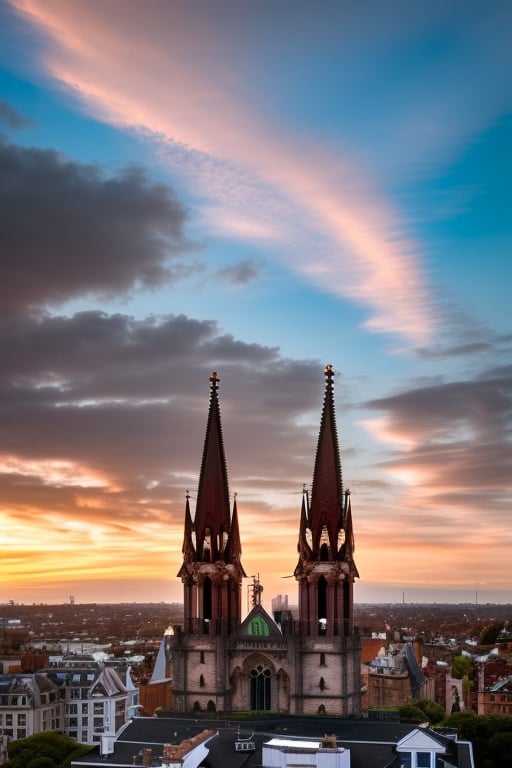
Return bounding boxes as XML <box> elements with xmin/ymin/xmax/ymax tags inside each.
<box><xmin>0</xmin><ymin>0</ymin><xmax>511</xmax><ymax>609</ymax></box>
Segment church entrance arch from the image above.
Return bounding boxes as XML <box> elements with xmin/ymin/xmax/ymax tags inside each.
<box><xmin>233</xmin><ymin>652</ymin><xmax>289</xmax><ymax>712</ymax></box>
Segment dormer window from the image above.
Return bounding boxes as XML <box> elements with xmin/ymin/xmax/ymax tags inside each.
<box><xmin>398</xmin><ymin>752</ymin><xmax>433</xmax><ymax>768</ymax></box>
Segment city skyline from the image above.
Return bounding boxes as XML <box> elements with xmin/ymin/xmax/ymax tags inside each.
<box><xmin>0</xmin><ymin>1</ymin><xmax>511</xmax><ymax>608</ymax></box>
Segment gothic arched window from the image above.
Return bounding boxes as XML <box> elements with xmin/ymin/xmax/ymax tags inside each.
<box><xmin>250</xmin><ymin>665</ymin><xmax>271</xmax><ymax>711</ymax></box>
<box><xmin>248</xmin><ymin>617</ymin><xmax>269</xmax><ymax>636</ymax></box>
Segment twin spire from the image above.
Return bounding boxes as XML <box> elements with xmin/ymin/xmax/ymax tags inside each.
<box><xmin>182</xmin><ymin>366</ymin><xmax>356</xmax><ymax>573</ymax></box>
<box><xmin>297</xmin><ymin>364</ymin><xmax>357</xmax><ymax>569</ymax></box>
<box><xmin>181</xmin><ymin>372</ymin><xmax>242</xmax><ymax>567</ymax></box>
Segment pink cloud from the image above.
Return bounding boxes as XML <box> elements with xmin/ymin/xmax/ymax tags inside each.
<box><xmin>10</xmin><ymin>0</ymin><xmax>434</xmax><ymax>346</ymax></box>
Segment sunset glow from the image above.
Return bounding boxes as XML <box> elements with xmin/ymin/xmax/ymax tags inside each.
<box><xmin>0</xmin><ymin>1</ymin><xmax>510</xmax><ymax>607</ymax></box>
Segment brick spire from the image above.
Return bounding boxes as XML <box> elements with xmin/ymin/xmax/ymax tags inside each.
<box><xmin>193</xmin><ymin>371</ymin><xmax>232</xmax><ymax>562</ymax></box>
<box><xmin>309</xmin><ymin>364</ymin><xmax>344</xmax><ymax>559</ymax></box>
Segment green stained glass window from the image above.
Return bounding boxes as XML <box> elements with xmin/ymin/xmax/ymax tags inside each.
<box><xmin>248</xmin><ymin>616</ymin><xmax>269</xmax><ymax>636</ymax></box>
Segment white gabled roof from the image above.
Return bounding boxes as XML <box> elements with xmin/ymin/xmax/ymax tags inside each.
<box><xmin>396</xmin><ymin>729</ymin><xmax>446</xmax><ymax>752</ymax></box>
<box><xmin>149</xmin><ymin>636</ymin><xmax>169</xmax><ymax>684</ymax></box>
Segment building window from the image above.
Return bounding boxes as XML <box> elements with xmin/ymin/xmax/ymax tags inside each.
<box><xmin>248</xmin><ymin>617</ymin><xmax>270</xmax><ymax>636</ymax></box>
<box><xmin>250</xmin><ymin>665</ymin><xmax>271</xmax><ymax>711</ymax></box>
<box><xmin>320</xmin><ymin>653</ymin><xmax>326</xmax><ymax>666</ymax></box>
<box><xmin>398</xmin><ymin>753</ymin><xmax>411</xmax><ymax>768</ymax></box>
<box><xmin>319</xmin><ymin>677</ymin><xmax>326</xmax><ymax>691</ymax></box>
<box><xmin>416</xmin><ymin>753</ymin><xmax>431</xmax><ymax>768</ymax></box>
<box><xmin>317</xmin><ymin>576</ymin><xmax>327</xmax><ymax>624</ymax></box>
<box><xmin>200</xmin><ymin>651</ymin><xmax>205</xmax><ymax>664</ymax></box>
<box><xmin>200</xmin><ymin>674</ymin><xmax>205</xmax><ymax>688</ymax></box>
<box><xmin>203</xmin><ymin>576</ymin><xmax>212</xmax><ymax>622</ymax></box>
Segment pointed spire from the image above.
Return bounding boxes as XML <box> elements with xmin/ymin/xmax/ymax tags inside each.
<box><xmin>225</xmin><ymin>493</ymin><xmax>244</xmax><ymax>569</ymax></box>
<box><xmin>342</xmin><ymin>490</ymin><xmax>359</xmax><ymax>576</ymax></box>
<box><xmin>310</xmin><ymin>364</ymin><xmax>343</xmax><ymax>558</ymax></box>
<box><xmin>182</xmin><ymin>491</ymin><xmax>196</xmax><ymax>560</ymax></box>
<box><xmin>194</xmin><ymin>372</ymin><xmax>232</xmax><ymax>561</ymax></box>
<box><xmin>297</xmin><ymin>484</ymin><xmax>312</xmax><ymax>558</ymax></box>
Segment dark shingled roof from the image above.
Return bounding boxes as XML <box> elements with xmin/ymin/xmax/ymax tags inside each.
<box><xmin>71</xmin><ymin>714</ymin><xmax>473</xmax><ymax>768</ymax></box>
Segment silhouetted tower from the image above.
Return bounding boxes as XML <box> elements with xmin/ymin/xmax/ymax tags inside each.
<box><xmin>295</xmin><ymin>364</ymin><xmax>358</xmax><ymax>636</ymax></box>
<box><xmin>177</xmin><ymin>371</ymin><xmax>245</xmax><ymax>635</ymax></box>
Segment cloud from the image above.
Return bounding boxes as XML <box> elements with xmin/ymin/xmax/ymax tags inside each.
<box><xmin>0</xmin><ymin>100</ymin><xmax>33</xmax><ymax>129</ymax></box>
<box><xmin>0</xmin><ymin>138</ymin><xmax>195</xmax><ymax>314</ymax></box>
<box><xmin>214</xmin><ymin>259</ymin><xmax>260</xmax><ymax>286</ymax></box>
<box><xmin>360</xmin><ymin>364</ymin><xmax>512</xmax><ymax>555</ymax></box>
<box><xmin>0</xmin><ymin>309</ymin><xmax>324</xmax><ymax>483</ymax></box>
<box><xmin>0</xmin><ymin>305</ymin><xmax>328</xmax><ymax>599</ymax></box>
<box><xmin>7</xmin><ymin>0</ymin><xmax>439</xmax><ymax>346</ymax></box>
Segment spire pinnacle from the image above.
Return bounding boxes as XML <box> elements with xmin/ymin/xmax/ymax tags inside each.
<box><xmin>308</xmin><ymin>364</ymin><xmax>343</xmax><ymax>558</ymax></box>
<box><xmin>194</xmin><ymin>371</ymin><xmax>231</xmax><ymax>561</ymax></box>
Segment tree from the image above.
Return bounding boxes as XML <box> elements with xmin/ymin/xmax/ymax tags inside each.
<box><xmin>451</xmin><ymin>655</ymin><xmax>473</xmax><ymax>679</ymax></box>
<box><xmin>478</xmin><ymin>622</ymin><xmax>505</xmax><ymax>646</ymax></box>
<box><xmin>443</xmin><ymin>712</ymin><xmax>512</xmax><ymax>768</ymax></box>
<box><xmin>487</xmin><ymin>731</ymin><xmax>512</xmax><ymax>767</ymax></box>
<box><xmin>4</xmin><ymin>732</ymin><xmax>92</xmax><ymax>768</ymax></box>
<box><xmin>398</xmin><ymin>704</ymin><xmax>428</xmax><ymax>724</ymax></box>
<box><xmin>415</xmin><ymin>699</ymin><xmax>445</xmax><ymax>725</ymax></box>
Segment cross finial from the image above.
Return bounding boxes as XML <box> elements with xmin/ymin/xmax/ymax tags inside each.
<box><xmin>209</xmin><ymin>371</ymin><xmax>220</xmax><ymax>392</ymax></box>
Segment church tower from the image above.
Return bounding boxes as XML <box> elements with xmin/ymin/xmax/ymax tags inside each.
<box><xmin>170</xmin><ymin>366</ymin><xmax>360</xmax><ymax>715</ymax></box>
<box><xmin>171</xmin><ymin>372</ymin><xmax>246</xmax><ymax>712</ymax></box>
<box><xmin>289</xmin><ymin>364</ymin><xmax>361</xmax><ymax>715</ymax></box>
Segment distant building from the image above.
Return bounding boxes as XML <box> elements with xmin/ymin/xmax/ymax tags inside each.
<box><xmin>0</xmin><ymin>673</ymin><xmax>61</xmax><ymax>744</ymax></box>
<box><xmin>366</xmin><ymin>642</ymin><xmax>429</xmax><ymax>709</ymax></box>
<box><xmin>271</xmin><ymin>594</ymin><xmax>298</xmax><ymax>624</ymax></box>
<box><xmin>45</xmin><ymin>660</ymin><xmax>138</xmax><ymax>744</ymax></box>
<box><xmin>138</xmin><ymin>636</ymin><xmax>173</xmax><ymax>715</ymax></box>
<box><xmin>477</xmin><ymin>676</ymin><xmax>512</xmax><ymax>716</ymax></box>
<box><xmin>170</xmin><ymin>367</ymin><xmax>361</xmax><ymax>716</ymax></box>
<box><xmin>0</xmin><ymin>660</ymin><xmax>138</xmax><ymax>754</ymax></box>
